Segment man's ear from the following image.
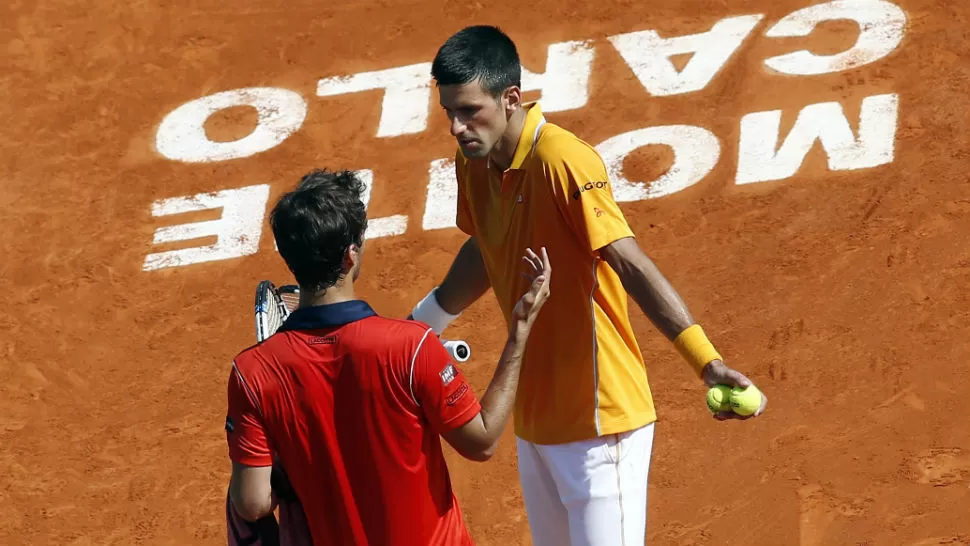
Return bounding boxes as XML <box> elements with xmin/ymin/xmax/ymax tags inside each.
<box><xmin>504</xmin><ymin>86</ymin><xmax>522</xmax><ymax>115</ymax></box>
<box><xmin>345</xmin><ymin>243</ymin><xmax>359</xmax><ymax>266</ymax></box>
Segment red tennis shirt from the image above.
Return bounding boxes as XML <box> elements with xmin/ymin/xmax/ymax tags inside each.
<box><xmin>226</xmin><ymin>300</ymin><xmax>481</xmax><ymax>545</ymax></box>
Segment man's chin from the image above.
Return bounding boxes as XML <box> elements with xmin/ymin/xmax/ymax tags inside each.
<box><xmin>460</xmin><ymin>143</ymin><xmax>489</xmax><ymax>159</ymax></box>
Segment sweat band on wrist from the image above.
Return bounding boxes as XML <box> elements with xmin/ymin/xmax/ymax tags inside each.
<box><xmin>411</xmin><ymin>288</ymin><xmax>460</xmax><ymax>335</ymax></box>
<box><xmin>673</xmin><ymin>324</ymin><xmax>722</xmax><ymax>377</ymax></box>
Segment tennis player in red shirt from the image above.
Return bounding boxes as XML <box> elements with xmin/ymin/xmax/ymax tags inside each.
<box><xmin>226</xmin><ymin>169</ymin><xmax>552</xmax><ymax>545</ymax></box>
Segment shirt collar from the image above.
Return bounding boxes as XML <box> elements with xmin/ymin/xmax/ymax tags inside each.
<box><xmin>277</xmin><ymin>300</ymin><xmax>377</xmax><ymax>332</ymax></box>
<box><xmin>488</xmin><ymin>102</ymin><xmax>546</xmax><ymax>172</ymax></box>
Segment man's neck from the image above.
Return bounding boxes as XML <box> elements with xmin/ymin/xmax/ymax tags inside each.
<box><xmin>300</xmin><ymin>280</ymin><xmax>355</xmax><ymax>308</ymax></box>
<box><xmin>488</xmin><ymin>108</ymin><xmax>528</xmax><ymax>172</ymax></box>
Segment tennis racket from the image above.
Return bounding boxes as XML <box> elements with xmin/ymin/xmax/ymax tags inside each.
<box><xmin>253</xmin><ymin>282</ymin><xmax>472</xmax><ymax>362</ymax></box>
<box><xmin>254</xmin><ymin>280</ymin><xmax>300</xmax><ymax>343</ymax></box>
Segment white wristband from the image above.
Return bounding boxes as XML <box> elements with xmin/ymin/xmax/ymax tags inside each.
<box><xmin>411</xmin><ymin>288</ymin><xmax>460</xmax><ymax>335</ymax></box>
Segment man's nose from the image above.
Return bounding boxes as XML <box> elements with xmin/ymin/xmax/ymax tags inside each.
<box><xmin>450</xmin><ymin>116</ymin><xmax>466</xmax><ymax>137</ymax></box>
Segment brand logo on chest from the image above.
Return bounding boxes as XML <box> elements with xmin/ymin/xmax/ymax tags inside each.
<box><xmin>572</xmin><ymin>180</ymin><xmax>609</xmax><ymax>200</ymax></box>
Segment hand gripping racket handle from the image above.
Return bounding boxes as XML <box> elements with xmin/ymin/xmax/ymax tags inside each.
<box><xmin>442</xmin><ymin>340</ymin><xmax>471</xmax><ymax>363</ymax></box>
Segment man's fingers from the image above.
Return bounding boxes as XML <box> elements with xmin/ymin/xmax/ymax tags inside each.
<box><xmin>525</xmin><ymin>247</ymin><xmax>540</xmax><ymax>263</ymax></box>
<box><xmin>523</xmin><ymin>247</ymin><xmax>551</xmax><ymax>274</ymax></box>
<box><xmin>726</xmin><ymin>370</ymin><xmax>752</xmax><ymax>388</ymax></box>
<box><xmin>522</xmin><ymin>255</ymin><xmax>539</xmax><ymax>273</ymax></box>
<box><xmin>524</xmin><ymin>252</ymin><xmax>542</xmax><ymax>273</ymax></box>
<box><xmin>755</xmin><ymin>394</ymin><xmax>768</xmax><ymax>416</ymax></box>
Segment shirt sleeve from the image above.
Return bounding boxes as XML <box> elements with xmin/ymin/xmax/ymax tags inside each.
<box><xmin>548</xmin><ymin>137</ymin><xmax>635</xmax><ymax>253</ymax></box>
<box><xmin>410</xmin><ymin>331</ymin><xmax>481</xmax><ymax>434</ymax></box>
<box><xmin>454</xmin><ymin>150</ymin><xmax>477</xmax><ymax>237</ymax></box>
<box><xmin>226</xmin><ymin>363</ymin><xmax>274</xmax><ymax>467</ymax></box>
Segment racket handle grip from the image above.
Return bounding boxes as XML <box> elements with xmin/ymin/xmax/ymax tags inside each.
<box><xmin>442</xmin><ymin>340</ymin><xmax>471</xmax><ymax>363</ymax></box>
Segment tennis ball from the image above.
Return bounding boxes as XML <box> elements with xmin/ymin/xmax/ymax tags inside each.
<box><xmin>729</xmin><ymin>385</ymin><xmax>763</xmax><ymax>416</ymax></box>
<box><xmin>706</xmin><ymin>385</ymin><xmax>732</xmax><ymax>413</ymax></box>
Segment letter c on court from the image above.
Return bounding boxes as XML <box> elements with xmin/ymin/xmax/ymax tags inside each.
<box><xmin>155</xmin><ymin>87</ymin><xmax>308</xmax><ymax>163</ymax></box>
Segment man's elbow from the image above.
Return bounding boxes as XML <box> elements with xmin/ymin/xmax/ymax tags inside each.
<box><xmin>454</xmin><ymin>441</ymin><xmax>497</xmax><ymax>462</ymax></box>
<box><xmin>231</xmin><ymin>496</ymin><xmax>272</xmax><ymax>522</ymax></box>
<box><xmin>475</xmin><ymin>444</ymin><xmax>498</xmax><ymax>461</ymax></box>
<box><xmin>462</xmin><ymin>449</ymin><xmax>495</xmax><ymax>462</ymax></box>
<box><xmin>229</xmin><ymin>479</ymin><xmax>274</xmax><ymax>521</ymax></box>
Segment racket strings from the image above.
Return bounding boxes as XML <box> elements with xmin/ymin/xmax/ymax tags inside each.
<box><xmin>280</xmin><ymin>288</ymin><xmax>300</xmax><ymax>315</ymax></box>
<box><xmin>266</xmin><ymin>288</ymin><xmax>286</xmax><ymax>334</ymax></box>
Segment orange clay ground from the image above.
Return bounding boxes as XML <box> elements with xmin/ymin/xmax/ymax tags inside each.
<box><xmin>1</xmin><ymin>0</ymin><xmax>969</xmax><ymax>544</ymax></box>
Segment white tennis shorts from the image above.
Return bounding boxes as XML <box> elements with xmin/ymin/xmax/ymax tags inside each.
<box><xmin>516</xmin><ymin>424</ymin><xmax>655</xmax><ymax>546</ymax></box>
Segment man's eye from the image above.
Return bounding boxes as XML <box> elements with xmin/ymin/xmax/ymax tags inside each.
<box><xmin>443</xmin><ymin>107</ymin><xmax>477</xmax><ymax>118</ymax></box>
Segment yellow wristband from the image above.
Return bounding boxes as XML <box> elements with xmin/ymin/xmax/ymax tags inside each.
<box><xmin>673</xmin><ymin>324</ymin><xmax>722</xmax><ymax>377</ymax></box>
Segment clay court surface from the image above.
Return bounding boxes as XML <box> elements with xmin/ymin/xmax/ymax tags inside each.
<box><xmin>2</xmin><ymin>0</ymin><xmax>970</xmax><ymax>544</ymax></box>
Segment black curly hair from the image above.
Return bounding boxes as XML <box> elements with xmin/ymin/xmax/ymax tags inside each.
<box><xmin>270</xmin><ymin>169</ymin><xmax>368</xmax><ymax>293</ymax></box>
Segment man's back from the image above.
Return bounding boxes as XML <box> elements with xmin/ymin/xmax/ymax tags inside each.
<box><xmin>227</xmin><ymin>301</ymin><xmax>479</xmax><ymax>546</ymax></box>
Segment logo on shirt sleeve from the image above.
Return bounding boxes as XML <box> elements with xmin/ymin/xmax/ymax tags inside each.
<box><xmin>225</xmin><ymin>416</ymin><xmax>234</xmax><ymax>433</ymax></box>
<box><xmin>445</xmin><ymin>383</ymin><xmax>470</xmax><ymax>406</ymax></box>
<box><xmin>439</xmin><ymin>363</ymin><xmax>457</xmax><ymax>386</ymax></box>
<box><xmin>572</xmin><ymin>180</ymin><xmax>609</xmax><ymax>200</ymax></box>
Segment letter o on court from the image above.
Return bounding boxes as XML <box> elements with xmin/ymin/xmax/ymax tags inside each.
<box><xmin>155</xmin><ymin>87</ymin><xmax>308</xmax><ymax>163</ymax></box>
<box><xmin>596</xmin><ymin>125</ymin><xmax>720</xmax><ymax>202</ymax></box>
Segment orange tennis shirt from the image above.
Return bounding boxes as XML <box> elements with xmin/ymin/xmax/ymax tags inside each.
<box><xmin>454</xmin><ymin>102</ymin><xmax>657</xmax><ymax>445</ymax></box>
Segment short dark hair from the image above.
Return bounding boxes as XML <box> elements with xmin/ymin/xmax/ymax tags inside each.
<box><xmin>270</xmin><ymin>169</ymin><xmax>368</xmax><ymax>293</ymax></box>
<box><xmin>431</xmin><ymin>25</ymin><xmax>521</xmax><ymax>97</ymax></box>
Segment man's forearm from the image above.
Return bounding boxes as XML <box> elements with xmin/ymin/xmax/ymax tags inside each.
<box><xmin>434</xmin><ymin>237</ymin><xmax>491</xmax><ymax>315</ymax></box>
<box><xmin>619</xmin><ymin>257</ymin><xmax>695</xmax><ymax>340</ymax></box>
<box><xmin>603</xmin><ymin>238</ymin><xmax>726</xmax><ymax>378</ymax></box>
<box><xmin>477</xmin><ymin>323</ymin><xmax>529</xmax><ymax>439</ymax></box>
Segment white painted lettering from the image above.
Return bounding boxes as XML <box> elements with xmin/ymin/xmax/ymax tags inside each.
<box><xmin>155</xmin><ymin>88</ymin><xmax>307</xmax><ymax>163</ymax></box>
<box><xmin>608</xmin><ymin>15</ymin><xmax>764</xmax><ymax>96</ymax></box>
<box><xmin>596</xmin><ymin>125</ymin><xmax>721</xmax><ymax>201</ymax></box>
<box><xmin>316</xmin><ymin>63</ymin><xmax>432</xmax><ymax>138</ymax></box>
<box><xmin>736</xmin><ymin>93</ymin><xmax>899</xmax><ymax>184</ymax></box>
<box><xmin>143</xmin><ymin>185</ymin><xmax>271</xmax><ymax>271</ymax></box>
<box><xmin>764</xmin><ymin>0</ymin><xmax>906</xmax><ymax>76</ymax></box>
<box><xmin>357</xmin><ymin>169</ymin><xmax>409</xmax><ymax>239</ymax></box>
<box><xmin>521</xmin><ymin>41</ymin><xmax>596</xmax><ymax>112</ymax></box>
<box><xmin>422</xmin><ymin>159</ymin><xmax>459</xmax><ymax>231</ymax></box>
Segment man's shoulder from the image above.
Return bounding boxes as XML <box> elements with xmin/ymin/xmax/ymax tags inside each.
<box><xmin>232</xmin><ymin>338</ymin><xmax>264</xmax><ymax>363</ymax></box>
<box><xmin>232</xmin><ymin>318</ymin><xmax>436</xmax><ymax>370</ymax></box>
<box><xmin>533</xmin><ymin>123</ymin><xmax>604</xmax><ymax>168</ymax></box>
<box><xmin>338</xmin><ymin>316</ymin><xmax>441</xmax><ymax>360</ymax></box>
<box><xmin>231</xmin><ymin>337</ymin><xmax>277</xmax><ymax>376</ymax></box>
<box><xmin>359</xmin><ymin>316</ymin><xmax>437</xmax><ymax>343</ymax></box>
